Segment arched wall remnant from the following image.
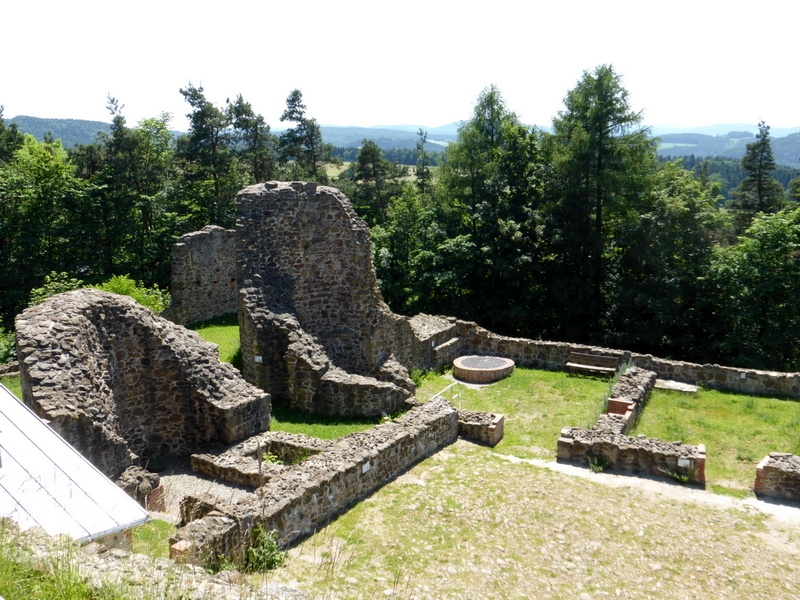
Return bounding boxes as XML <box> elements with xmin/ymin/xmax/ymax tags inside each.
<box><xmin>16</xmin><ymin>289</ymin><xmax>271</xmax><ymax>477</ymax></box>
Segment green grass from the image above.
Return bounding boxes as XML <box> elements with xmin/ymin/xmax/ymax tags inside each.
<box><xmin>631</xmin><ymin>388</ymin><xmax>800</xmax><ymax>493</ymax></box>
<box><xmin>416</xmin><ymin>369</ymin><xmax>609</xmax><ymax>459</ymax></box>
<box><xmin>0</xmin><ymin>375</ymin><xmax>21</xmax><ymax>399</ymax></box>
<box><xmin>131</xmin><ymin>520</ymin><xmax>175</xmax><ymax>559</ymax></box>
<box><xmin>188</xmin><ymin>313</ymin><xmax>241</xmax><ymax>369</ymax></box>
<box><xmin>0</xmin><ymin>523</ymin><xmax>127</xmax><ymax>599</ymax></box>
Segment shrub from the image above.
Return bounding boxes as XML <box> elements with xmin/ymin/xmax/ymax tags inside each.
<box><xmin>94</xmin><ymin>275</ymin><xmax>171</xmax><ymax>313</ymax></box>
<box><xmin>27</xmin><ymin>271</ymin><xmax>84</xmax><ymax>307</ymax></box>
<box><xmin>0</xmin><ymin>320</ymin><xmax>15</xmax><ymax>364</ymax></box>
<box><xmin>245</xmin><ymin>526</ymin><xmax>286</xmax><ymax>572</ymax></box>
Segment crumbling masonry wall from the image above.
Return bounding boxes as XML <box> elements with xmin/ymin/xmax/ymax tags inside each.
<box><xmin>15</xmin><ymin>289</ymin><xmax>271</xmax><ymax>477</ymax></box>
<box><xmin>236</xmin><ymin>182</ymin><xmax>457</xmax><ymax>416</ymax></box>
<box><xmin>170</xmin><ymin>397</ymin><xmax>459</xmax><ymax>567</ymax></box>
<box><xmin>450</xmin><ymin>319</ymin><xmax>800</xmax><ymax>399</ymax></box>
<box><xmin>754</xmin><ymin>453</ymin><xmax>800</xmax><ymax>501</ymax></box>
<box><xmin>162</xmin><ymin>225</ymin><xmax>238</xmax><ymax>325</ymax></box>
<box><xmin>162</xmin><ymin>182</ymin><xmax>800</xmax><ymax>410</ymax></box>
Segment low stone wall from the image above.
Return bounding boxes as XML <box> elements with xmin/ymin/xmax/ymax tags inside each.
<box><xmin>556</xmin><ymin>366</ymin><xmax>705</xmax><ymax>484</ymax></box>
<box><xmin>0</xmin><ymin>361</ymin><xmax>19</xmax><ymax>377</ymax></box>
<box><xmin>170</xmin><ymin>398</ymin><xmax>459</xmax><ymax>568</ymax></box>
<box><xmin>240</xmin><ymin>287</ymin><xmax>414</xmax><ymax>417</ymax></box>
<box><xmin>449</xmin><ymin>320</ymin><xmax>800</xmax><ymax>399</ymax></box>
<box><xmin>458</xmin><ymin>410</ymin><xmax>505</xmax><ymax>446</ymax></box>
<box><xmin>162</xmin><ymin>225</ymin><xmax>238</xmax><ymax>325</ymax></box>
<box><xmin>754</xmin><ymin>453</ymin><xmax>800</xmax><ymax>502</ymax></box>
<box><xmin>190</xmin><ymin>432</ymin><xmax>332</xmax><ymax>489</ymax></box>
<box><xmin>557</xmin><ymin>429</ymin><xmax>706</xmax><ymax>484</ymax></box>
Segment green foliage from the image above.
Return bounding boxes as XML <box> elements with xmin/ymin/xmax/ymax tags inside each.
<box><xmin>131</xmin><ymin>520</ymin><xmax>175</xmax><ymax>559</ymax></box>
<box><xmin>603</xmin><ymin>160</ymin><xmax>728</xmax><ymax>358</ymax></box>
<box><xmin>279</xmin><ymin>89</ymin><xmax>340</xmax><ymax>184</ymax></box>
<box><xmin>93</xmin><ymin>275</ymin><xmax>170</xmax><ymax>313</ymax></box>
<box><xmin>728</xmin><ymin>121</ymin><xmax>785</xmax><ymax>232</ymax></box>
<box><xmin>0</xmin><ymin>524</ymin><xmax>128</xmax><ymax>599</ymax></box>
<box><xmin>339</xmin><ymin>139</ymin><xmax>407</xmax><ymax>226</ymax></box>
<box><xmin>245</xmin><ymin>526</ymin><xmax>286</xmax><ymax>572</ymax></box>
<box><xmin>0</xmin><ymin>320</ymin><xmax>17</xmax><ymax>364</ymax></box>
<box><xmin>0</xmin><ymin>135</ymin><xmax>92</xmax><ymax>321</ymax></box>
<box><xmin>27</xmin><ymin>271</ymin><xmax>84</xmax><ymax>307</ymax></box>
<box><xmin>0</xmin><ymin>106</ymin><xmax>24</xmax><ymax>165</ymax></box>
<box><xmin>588</xmin><ymin>456</ymin><xmax>610</xmax><ymax>473</ymax></box>
<box><xmin>262</xmin><ymin>452</ymin><xmax>282</xmax><ymax>465</ymax></box>
<box><xmin>414</xmin><ymin>368</ymin><xmax>608</xmax><ymax>458</ymax></box>
<box><xmin>0</xmin><ymin>376</ymin><xmax>21</xmax><ymax>400</ymax></box>
<box><xmin>703</xmin><ymin>207</ymin><xmax>800</xmax><ymax>370</ymax></box>
<box><xmin>270</xmin><ymin>402</ymin><xmax>381</xmax><ymax>440</ymax></box>
<box><xmin>546</xmin><ymin>64</ymin><xmax>658</xmax><ymax>343</ymax></box>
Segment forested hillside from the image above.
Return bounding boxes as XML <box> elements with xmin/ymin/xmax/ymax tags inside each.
<box><xmin>2</xmin><ymin>69</ymin><xmax>800</xmax><ymax>372</ymax></box>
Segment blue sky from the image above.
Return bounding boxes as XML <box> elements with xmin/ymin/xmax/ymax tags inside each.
<box><xmin>2</xmin><ymin>0</ymin><xmax>796</xmax><ymax>131</ymax></box>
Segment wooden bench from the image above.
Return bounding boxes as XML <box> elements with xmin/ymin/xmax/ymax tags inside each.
<box><xmin>565</xmin><ymin>352</ymin><xmax>621</xmax><ymax>377</ymax></box>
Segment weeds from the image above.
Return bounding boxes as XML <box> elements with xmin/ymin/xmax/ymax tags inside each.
<box><xmin>588</xmin><ymin>456</ymin><xmax>610</xmax><ymax>473</ymax></box>
<box><xmin>245</xmin><ymin>526</ymin><xmax>286</xmax><ymax>572</ymax></box>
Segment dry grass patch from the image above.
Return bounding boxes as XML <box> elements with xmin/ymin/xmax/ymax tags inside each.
<box><xmin>269</xmin><ymin>440</ymin><xmax>800</xmax><ymax>599</ymax></box>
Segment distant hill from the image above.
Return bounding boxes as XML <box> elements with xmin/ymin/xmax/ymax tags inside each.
<box><xmin>657</xmin><ymin>131</ymin><xmax>800</xmax><ymax>168</ymax></box>
<box><xmin>318</xmin><ymin>126</ymin><xmax>457</xmax><ymax>151</ymax></box>
<box><xmin>8</xmin><ymin>115</ymin><xmax>800</xmax><ymax>168</ymax></box>
<box><xmin>8</xmin><ymin>115</ymin><xmax>111</xmax><ymax>147</ymax></box>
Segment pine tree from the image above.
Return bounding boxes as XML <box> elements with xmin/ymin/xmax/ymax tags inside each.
<box><xmin>729</xmin><ymin>121</ymin><xmax>785</xmax><ymax>232</ymax></box>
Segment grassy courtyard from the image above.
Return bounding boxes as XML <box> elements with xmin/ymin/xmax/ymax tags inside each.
<box><xmin>631</xmin><ymin>387</ymin><xmax>800</xmax><ymax>495</ymax></box>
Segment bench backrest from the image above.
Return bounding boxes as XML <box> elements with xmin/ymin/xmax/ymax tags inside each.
<box><xmin>566</xmin><ymin>352</ymin><xmax>620</xmax><ymax>369</ymax></box>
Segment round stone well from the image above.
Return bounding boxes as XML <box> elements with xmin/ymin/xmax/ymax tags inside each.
<box><xmin>453</xmin><ymin>355</ymin><xmax>515</xmax><ymax>384</ymax></box>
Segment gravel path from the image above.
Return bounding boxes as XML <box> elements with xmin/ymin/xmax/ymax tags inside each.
<box><xmin>151</xmin><ymin>456</ymin><xmax>254</xmax><ymax>523</ymax></box>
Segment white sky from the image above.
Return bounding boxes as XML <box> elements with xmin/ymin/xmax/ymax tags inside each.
<box><xmin>2</xmin><ymin>0</ymin><xmax>796</xmax><ymax>132</ymax></box>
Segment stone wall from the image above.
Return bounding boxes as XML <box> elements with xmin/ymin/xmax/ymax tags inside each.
<box><xmin>190</xmin><ymin>431</ymin><xmax>332</xmax><ymax>489</ymax></box>
<box><xmin>457</xmin><ymin>410</ymin><xmax>505</xmax><ymax>446</ymax></box>
<box><xmin>170</xmin><ymin>397</ymin><xmax>459</xmax><ymax>568</ymax></box>
<box><xmin>754</xmin><ymin>453</ymin><xmax>800</xmax><ymax>502</ymax></box>
<box><xmin>449</xmin><ymin>320</ymin><xmax>800</xmax><ymax>399</ymax></box>
<box><xmin>162</xmin><ymin>225</ymin><xmax>238</xmax><ymax>325</ymax></box>
<box><xmin>0</xmin><ymin>360</ymin><xmax>19</xmax><ymax>377</ymax></box>
<box><xmin>15</xmin><ymin>289</ymin><xmax>271</xmax><ymax>477</ymax></box>
<box><xmin>555</xmin><ymin>367</ymin><xmax>705</xmax><ymax>484</ymax></box>
<box><xmin>557</xmin><ymin>428</ymin><xmax>707</xmax><ymax>484</ymax></box>
<box><xmin>603</xmin><ymin>366</ymin><xmax>657</xmax><ymax>434</ymax></box>
<box><xmin>235</xmin><ymin>182</ymin><xmax>460</xmax><ymax>416</ymax></box>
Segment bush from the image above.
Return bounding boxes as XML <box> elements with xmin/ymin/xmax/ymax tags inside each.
<box><xmin>93</xmin><ymin>275</ymin><xmax>171</xmax><ymax>313</ymax></box>
<box><xmin>0</xmin><ymin>321</ymin><xmax>15</xmax><ymax>364</ymax></box>
<box><xmin>27</xmin><ymin>272</ymin><xmax>84</xmax><ymax>307</ymax></box>
<box><xmin>245</xmin><ymin>526</ymin><xmax>286</xmax><ymax>572</ymax></box>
